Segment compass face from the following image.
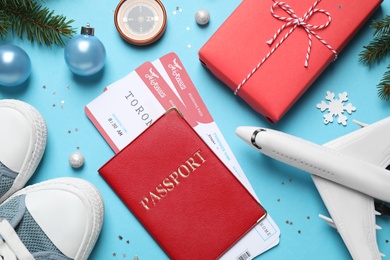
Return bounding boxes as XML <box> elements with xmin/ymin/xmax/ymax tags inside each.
<box><xmin>115</xmin><ymin>0</ymin><xmax>167</xmax><ymax>45</ymax></box>
<box><xmin>125</xmin><ymin>3</ymin><xmax>158</xmax><ymax>35</ymax></box>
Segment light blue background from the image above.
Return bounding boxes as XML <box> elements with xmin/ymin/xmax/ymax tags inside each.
<box><xmin>1</xmin><ymin>0</ymin><xmax>390</xmax><ymax>259</ymax></box>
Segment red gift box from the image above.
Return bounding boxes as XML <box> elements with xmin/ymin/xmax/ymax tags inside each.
<box><xmin>199</xmin><ymin>0</ymin><xmax>382</xmax><ymax>123</ymax></box>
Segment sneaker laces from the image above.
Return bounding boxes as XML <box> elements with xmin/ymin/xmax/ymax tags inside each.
<box><xmin>0</xmin><ymin>219</ymin><xmax>34</xmax><ymax>260</ymax></box>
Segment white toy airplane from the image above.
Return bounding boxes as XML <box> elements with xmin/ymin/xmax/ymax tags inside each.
<box><xmin>236</xmin><ymin>117</ymin><xmax>390</xmax><ymax>259</ymax></box>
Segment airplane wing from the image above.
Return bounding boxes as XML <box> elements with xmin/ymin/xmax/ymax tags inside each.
<box><xmin>312</xmin><ymin>117</ymin><xmax>390</xmax><ymax>260</ymax></box>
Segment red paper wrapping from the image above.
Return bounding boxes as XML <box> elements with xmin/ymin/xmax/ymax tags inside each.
<box><xmin>199</xmin><ymin>0</ymin><xmax>382</xmax><ymax>123</ymax></box>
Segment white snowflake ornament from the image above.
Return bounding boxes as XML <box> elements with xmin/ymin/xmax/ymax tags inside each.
<box><xmin>316</xmin><ymin>91</ymin><xmax>356</xmax><ymax>126</ymax></box>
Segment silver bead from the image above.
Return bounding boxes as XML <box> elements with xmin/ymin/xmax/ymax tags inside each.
<box><xmin>195</xmin><ymin>9</ymin><xmax>210</xmax><ymax>25</ymax></box>
<box><xmin>69</xmin><ymin>152</ymin><xmax>85</xmax><ymax>168</ymax></box>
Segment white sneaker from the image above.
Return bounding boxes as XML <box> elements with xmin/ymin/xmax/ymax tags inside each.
<box><xmin>0</xmin><ymin>177</ymin><xmax>104</xmax><ymax>260</ymax></box>
<box><xmin>0</xmin><ymin>99</ymin><xmax>47</xmax><ymax>203</ymax></box>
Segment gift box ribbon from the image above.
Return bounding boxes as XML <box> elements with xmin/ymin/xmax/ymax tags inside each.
<box><xmin>235</xmin><ymin>0</ymin><xmax>338</xmax><ymax>95</ymax></box>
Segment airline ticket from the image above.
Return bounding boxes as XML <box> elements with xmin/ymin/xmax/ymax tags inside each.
<box><xmin>85</xmin><ymin>52</ymin><xmax>280</xmax><ymax>259</ymax></box>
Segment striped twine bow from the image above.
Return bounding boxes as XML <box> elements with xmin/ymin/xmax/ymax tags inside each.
<box><xmin>234</xmin><ymin>0</ymin><xmax>338</xmax><ymax>95</ymax></box>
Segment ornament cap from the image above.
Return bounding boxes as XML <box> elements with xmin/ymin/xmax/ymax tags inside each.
<box><xmin>80</xmin><ymin>23</ymin><xmax>94</xmax><ymax>36</ymax></box>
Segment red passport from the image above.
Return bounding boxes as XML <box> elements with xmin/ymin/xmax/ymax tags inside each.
<box><xmin>199</xmin><ymin>0</ymin><xmax>382</xmax><ymax>123</ymax></box>
<box><xmin>99</xmin><ymin>108</ymin><xmax>267</xmax><ymax>259</ymax></box>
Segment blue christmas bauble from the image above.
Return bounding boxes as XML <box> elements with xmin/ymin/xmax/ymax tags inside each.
<box><xmin>64</xmin><ymin>25</ymin><xmax>106</xmax><ymax>76</ymax></box>
<box><xmin>0</xmin><ymin>45</ymin><xmax>31</xmax><ymax>87</ymax></box>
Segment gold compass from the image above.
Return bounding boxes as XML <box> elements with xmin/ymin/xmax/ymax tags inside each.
<box><xmin>114</xmin><ymin>0</ymin><xmax>167</xmax><ymax>45</ymax></box>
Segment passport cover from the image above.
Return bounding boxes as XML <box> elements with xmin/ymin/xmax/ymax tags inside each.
<box><xmin>98</xmin><ymin>108</ymin><xmax>267</xmax><ymax>259</ymax></box>
<box><xmin>199</xmin><ymin>0</ymin><xmax>382</xmax><ymax>123</ymax></box>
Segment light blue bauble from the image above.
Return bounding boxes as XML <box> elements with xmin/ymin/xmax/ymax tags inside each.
<box><xmin>64</xmin><ymin>25</ymin><xmax>106</xmax><ymax>76</ymax></box>
<box><xmin>0</xmin><ymin>45</ymin><xmax>31</xmax><ymax>87</ymax></box>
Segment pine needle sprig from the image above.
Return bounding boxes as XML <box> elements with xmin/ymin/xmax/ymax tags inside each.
<box><xmin>0</xmin><ymin>10</ymin><xmax>11</xmax><ymax>38</ymax></box>
<box><xmin>377</xmin><ymin>64</ymin><xmax>390</xmax><ymax>101</ymax></box>
<box><xmin>359</xmin><ymin>33</ymin><xmax>390</xmax><ymax>65</ymax></box>
<box><xmin>5</xmin><ymin>0</ymin><xmax>35</xmax><ymax>8</ymax></box>
<box><xmin>359</xmin><ymin>15</ymin><xmax>390</xmax><ymax>101</ymax></box>
<box><xmin>371</xmin><ymin>15</ymin><xmax>390</xmax><ymax>36</ymax></box>
<box><xmin>0</xmin><ymin>0</ymin><xmax>76</xmax><ymax>46</ymax></box>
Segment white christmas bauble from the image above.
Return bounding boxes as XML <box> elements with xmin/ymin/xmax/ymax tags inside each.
<box><xmin>68</xmin><ymin>152</ymin><xmax>85</xmax><ymax>168</ymax></box>
<box><xmin>195</xmin><ymin>9</ymin><xmax>210</xmax><ymax>25</ymax></box>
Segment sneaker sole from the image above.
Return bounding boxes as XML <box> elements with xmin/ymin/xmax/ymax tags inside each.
<box><xmin>9</xmin><ymin>177</ymin><xmax>105</xmax><ymax>260</ymax></box>
<box><xmin>0</xmin><ymin>99</ymin><xmax>47</xmax><ymax>203</ymax></box>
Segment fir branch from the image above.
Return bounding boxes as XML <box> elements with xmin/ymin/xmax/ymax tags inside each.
<box><xmin>377</xmin><ymin>65</ymin><xmax>390</xmax><ymax>101</ymax></box>
<box><xmin>0</xmin><ymin>10</ymin><xmax>11</xmax><ymax>38</ymax></box>
<box><xmin>371</xmin><ymin>15</ymin><xmax>390</xmax><ymax>36</ymax></box>
<box><xmin>359</xmin><ymin>33</ymin><xmax>390</xmax><ymax>65</ymax></box>
<box><xmin>359</xmin><ymin>15</ymin><xmax>390</xmax><ymax>101</ymax></box>
<box><xmin>7</xmin><ymin>0</ymin><xmax>35</xmax><ymax>8</ymax></box>
<box><xmin>0</xmin><ymin>0</ymin><xmax>76</xmax><ymax>46</ymax></box>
